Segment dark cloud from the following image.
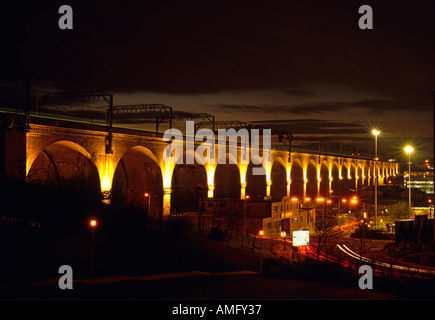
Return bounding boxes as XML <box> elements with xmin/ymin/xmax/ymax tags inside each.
<box><xmin>250</xmin><ymin>119</ymin><xmax>366</xmax><ymax>135</ymax></box>
<box><xmin>214</xmin><ymin>97</ymin><xmax>430</xmax><ymax>115</ymax></box>
<box><xmin>0</xmin><ymin>0</ymin><xmax>433</xmax><ymax>162</ymax></box>
<box><xmin>2</xmin><ymin>1</ymin><xmax>435</xmax><ymax>98</ymax></box>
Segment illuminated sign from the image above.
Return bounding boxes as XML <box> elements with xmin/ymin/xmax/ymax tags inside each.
<box><xmin>292</xmin><ymin>230</ymin><xmax>309</xmax><ymax>246</ymax></box>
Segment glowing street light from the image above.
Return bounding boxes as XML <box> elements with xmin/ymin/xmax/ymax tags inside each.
<box><xmin>242</xmin><ymin>194</ymin><xmax>250</xmax><ymax>248</ymax></box>
<box><xmin>259</xmin><ymin>230</ymin><xmax>264</xmax><ymax>273</ymax></box>
<box><xmin>372</xmin><ymin>129</ymin><xmax>380</xmax><ymax>229</ymax></box>
<box><xmin>89</xmin><ymin>219</ymin><xmax>97</xmax><ymax>276</ymax></box>
<box><xmin>303</xmin><ymin>197</ymin><xmax>311</xmax><ymax>229</ymax></box>
<box><xmin>350</xmin><ymin>197</ymin><xmax>358</xmax><ymax>217</ymax></box>
<box><xmin>316</xmin><ymin>197</ymin><xmax>326</xmax><ymax>219</ymax></box>
<box><xmin>144</xmin><ymin>192</ymin><xmax>151</xmax><ymax>218</ymax></box>
<box><xmin>405</xmin><ymin>145</ymin><xmax>414</xmax><ymax>216</ymax></box>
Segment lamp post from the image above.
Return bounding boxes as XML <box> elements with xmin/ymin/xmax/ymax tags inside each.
<box><xmin>304</xmin><ymin>197</ymin><xmax>311</xmax><ymax>229</ymax></box>
<box><xmin>259</xmin><ymin>230</ymin><xmax>264</xmax><ymax>273</ymax></box>
<box><xmin>326</xmin><ymin>199</ymin><xmax>332</xmax><ymax>215</ymax></box>
<box><xmin>350</xmin><ymin>197</ymin><xmax>358</xmax><ymax>218</ymax></box>
<box><xmin>341</xmin><ymin>198</ymin><xmax>347</xmax><ymax>216</ymax></box>
<box><xmin>242</xmin><ymin>194</ymin><xmax>250</xmax><ymax>248</ymax></box>
<box><xmin>144</xmin><ymin>193</ymin><xmax>150</xmax><ymax>218</ymax></box>
<box><xmin>405</xmin><ymin>146</ymin><xmax>414</xmax><ymax>216</ymax></box>
<box><xmin>316</xmin><ymin>197</ymin><xmax>325</xmax><ymax>219</ymax></box>
<box><xmin>361</xmin><ymin>212</ymin><xmax>367</xmax><ymax>262</ymax></box>
<box><xmin>89</xmin><ymin>219</ymin><xmax>97</xmax><ymax>276</ymax></box>
<box><xmin>281</xmin><ymin>231</ymin><xmax>287</xmax><ymax>250</ymax></box>
<box><xmin>372</xmin><ymin>129</ymin><xmax>380</xmax><ymax>229</ymax></box>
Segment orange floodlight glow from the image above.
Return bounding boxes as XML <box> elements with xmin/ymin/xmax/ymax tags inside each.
<box><xmin>90</xmin><ymin>219</ymin><xmax>97</xmax><ymax>227</ymax></box>
<box><xmin>259</xmin><ymin>230</ymin><xmax>264</xmax><ymax>236</ymax></box>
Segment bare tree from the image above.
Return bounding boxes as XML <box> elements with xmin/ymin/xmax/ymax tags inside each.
<box><xmin>387</xmin><ymin>201</ymin><xmax>411</xmax><ymax>221</ymax></box>
<box><xmin>310</xmin><ymin>212</ymin><xmax>344</xmax><ymax>260</ymax></box>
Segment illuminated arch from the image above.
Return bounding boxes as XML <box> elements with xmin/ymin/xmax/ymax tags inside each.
<box><xmin>27</xmin><ymin>140</ymin><xmax>101</xmax><ymax>198</ymax></box>
<box><xmin>26</xmin><ymin>140</ymin><xmax>92</xmax><ymax>176</ymax></box>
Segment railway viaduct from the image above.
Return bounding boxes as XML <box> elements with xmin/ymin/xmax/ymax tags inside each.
<box><xmin>0</xmin><ymin>111</ymin><xmax>399</xmax><ymax>219</ymax></box>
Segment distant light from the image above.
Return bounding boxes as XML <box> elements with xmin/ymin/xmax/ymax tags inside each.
<box><xmin>259</xmin><ymin>230</ymin><xmax>264</xmax><ymax>236</ymax></box>
<box><xmin>144</xmin><ymin>193</ymin><xmax>150</xmax><ymax>197</ymax></box>
<box><xmin>342</xmin><ymin>199</ymin><xmax>347</xmax><ymax>203</ymax></box>
<box><xmin>404</xmin><ymin>146</ymin><xmax>414</xmax><ymax>153</ymax></box>
<box><xmin>326</xmin><ymin>199</ymin><xmax>332</xmax><ymax>204</ymax></box>
<box><xmin>305</xmin><ymin>197</ymin><xmax>311</xmax><ymax>202</ymax></box>
<box><xmin>351</xmin><ymin>199</ymin><xmax>358</xmax><ymax>204</ymax></box>
<box><xmin>90</xmin><ymin>219</ymin><xmax>97</xmax><ymax>227</ymax></box>
<box><xmin>245</xmin><ymin>195</ymin><xmax>250</xmax><ymax>199</ymax></box>
<box><xmin>372</xmin><ymin>129</ymin><xmax>380</xmax><ymax>136</ymax></box>
<box><xmin>316</xmin><ymin>198</ymin><xmax>325</xmax><ymax>202</ymax></box>
<box><xmin>291</xmin><ymin>197</ymin><xmax>299</xmax><ymax>202</ymax></box>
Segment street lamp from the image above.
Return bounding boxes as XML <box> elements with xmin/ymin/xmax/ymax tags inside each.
<box><xmin>350</xmin><ymin>197</ymin><xmax>358</xmax><ymax>217</ymax></box>
<box><xmin>242</xmin><ymin>194</ymin><xmax>250</xmax><ymax>248</ymax></box>
<box><xmin>361</xmin><ymin>212</ymin><xmax>367</xmax><ymax>262</ymax></box>
<box><xmin>89</xmin><ymin>219</ymin><xmax>97</xmax><ymax>276</ymax></box>
<box><xmin>316</xmin><ymin>197</ymin><xmax>325</xmax><ymax>220</ymax></box>
<box><xmin>259</xmin><ymin>230</ymin><xmax>264</xmax><ymax>273</ymax></box>
<box><xmin>326</xmin><ymin>199</ymin><xmax>332</xmax><ymax>215</ymax></box>
<box><xmin>281</xmin><ymin>231</ymin><xmax>287</xmax><ymax>250</ymax></box>
<box><xmin>405</xmin><ymin>146</ymin><xmax>414</xmax><ymax>216</ymax></box>
<box><xmin>372</xmin><ymin>129</ymin><xmax>380</xmax><ymax>229</ymax></box>
<box><xmin>304</xmin><ymin>197</ymin><xmax>311</xmax><ymax>229</ymax></box>
<box><xmin>144</xmin><ymin>192</ymin><xmax>151</xmax><ymax>218</ymax></box>
<box><xmin>341</xmin><ymin>198</ymin><xmax>347</xmax><ymax>216</ymax></box>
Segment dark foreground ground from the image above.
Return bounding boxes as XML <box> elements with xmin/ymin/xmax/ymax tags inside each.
<box><xmin>1</xmin><ymin>181</ymin><xmax>435</xmax><ymax>301</ymax></box>
<box><xmin>2</xmin><ymin>212</ymin><xmax>434</xmax><ymax>301</ymax></box>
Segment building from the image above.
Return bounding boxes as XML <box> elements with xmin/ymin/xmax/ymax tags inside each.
<box><xmin>197</xmin><ymin>196</ymin><xmax>316</xmax><ymax>239</ymax></box>
<box><xmin>404</xmin><ymin>171</ymin><xmax>434</xmax><ymax>195</ymax></box>
<box><xmin>261</xmin><ymin>197</ymin><xmax>316</xmax><ymax>238</ymax></box>
<box><xmin>403</xmin><ymin>160</ymin><xmax>434</xmax><ymax>195</ymax></box>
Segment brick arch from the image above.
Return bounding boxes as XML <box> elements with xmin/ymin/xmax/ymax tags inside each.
<box><xmin>270</xmin><ymin>158</ymin><xmax>287</xmax><ymax>200</ymax></box>
<box><xmin>290</xmin><ymin>159</ymin><xmax>304</xmax><ymax>198</ymax></box>
<box><xmin>306</xmin><ymin>160</ymin><xmax>318</xmax><ymax>198</ymax></box>
<box><xmin>319</xmin><ymin>161</ymin><xmax>329</xmax><ymax>197</ymax></box>
<box><xmin>171</xmin><ymin>149</ymin><xmax>207</xmax><ymax>212</ymax></box>
<box><xmin>27</xmin><ymin>140</ymin><xmax>101</xmax><ymax>200</ymax></box>
<box><xmin>27</xmin><ymin>139</ymin><xmax>93</xmax><ymax>176</ymax></box>
<box><xmin>111</xmin><ymin>146</ymin><xmax>163</xmax><ymax>218</ymax></box>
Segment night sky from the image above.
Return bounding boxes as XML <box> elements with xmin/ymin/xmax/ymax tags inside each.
<box><xmin>1</xmin><ymin>0</ymin><xmax>434</xmax><ymax>164</ymax></box>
